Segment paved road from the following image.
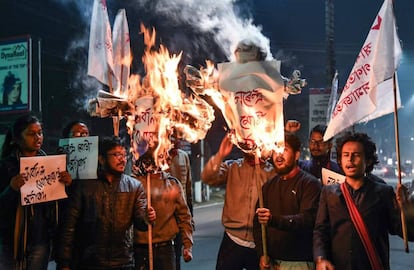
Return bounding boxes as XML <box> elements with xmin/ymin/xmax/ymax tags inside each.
<box><xmin>181</xmin><ymin>202</ymin><xmax>223</xmax><ymax>270</ymax></box>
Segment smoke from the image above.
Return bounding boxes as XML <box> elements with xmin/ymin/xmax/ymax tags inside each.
<box><xmin>51</xmin><ymin>0</ymin><xmax>111</xmax><ymax>111</ymax></box>
<box><xmin>128</xmin><ymin>0</ymin><xmax>273</xmax><ymax>61</ymax></box>
<box><xmin>63</xmin><ymin>0</ymin><xmax>273</xmax><ymax>62</ymax></box>
<box><xmin>53</xmin><ymin>0</ymin><xmax>273</xmax><ymax>110</ymax></box>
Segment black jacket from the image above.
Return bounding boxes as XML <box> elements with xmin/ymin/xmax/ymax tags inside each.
<box><xmin>0</xmin><ymin>149</ymin><xmax>56</xmax><ymax>265</ymax></box>
<box><xmin>254</xmin><ymin>169</ymin><xmax>321</xmax><ymax>261</ymax></box>
<box><xmin>56</xmin><ymin>173</ymin><xmax>149</xmax><ymax>269</ymax></box>
<box><xmin>313</xmin><ymin>178</ymin><xmax>414</xmax><ymax>270</ymax></box>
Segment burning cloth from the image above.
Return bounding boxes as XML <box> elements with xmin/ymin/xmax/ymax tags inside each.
<box><xmin>217</xmin><ymin>60</ymin><xmax>286</xmax><ymax>153</ymax></box>
<box><xmin>88</xmin><ymin>90</ymin><xmax>134</xmax><ymax>118</ymax></box>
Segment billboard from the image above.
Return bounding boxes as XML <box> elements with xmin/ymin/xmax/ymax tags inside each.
<box><xmin>308</xmin><ymin>88</ymin><xmax>331</xmax><ymax>134</ymax></box>
<box><xmin>0</xmin><ymin>36</ymin><xmax>31</xmax><ymax>114</ymax></box>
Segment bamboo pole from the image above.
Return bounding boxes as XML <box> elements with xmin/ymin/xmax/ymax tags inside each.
<box><xmin>392</xmin><ymin>74</ymin><xmax>409</xmax><ymax>253</ymax></box>
<box><xmin>112</xmin><ymin>109</ymin><xmax>121</xmax><ymax>137</ymax></box>
<box><xmin>112</xmin><ymin>117</ymin><xmax>119</xmax><ymax>137</ymax></box>
<box><xmin>147</xmin><ymin>173</ymin><xmax>154</xmax><ymax>269</ymax></box>
<box><xmin>107</xmin><ymin>70</ymin><xmax>120</xmax><ymax>137</ymax></box>
<box><xmin>254</xmin><ymin>155</ymin><xmax>269</xmax><ymax>268</ymax></box>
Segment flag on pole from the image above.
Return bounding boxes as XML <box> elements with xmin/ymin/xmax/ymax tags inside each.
<box><xmin>88</xmin><ymin>0</ymin><xmax>115</xmax><ymax>88</ymax></box>
<box><xmin>324</xmin><ymin>0</ymin><xmax>402</xmax><ymax>141</ymax></box>
<box><xmin>326</xmin><ymin>70</ymin><xmax>338</xmax><ymax>125</ymax></box>
<box><xmin>112</xmin><ymin>9</ymin><xmax>131</xmax><ymax>93</ymax></box>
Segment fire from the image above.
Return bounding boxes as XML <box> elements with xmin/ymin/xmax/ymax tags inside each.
<box><xmin>126</xmin><ymin>24</ymin><xmax>215</xmax><ymax>170</ymax></box>
<box><xmin>184</xmin><ymin>59</ymin><xmax>288</xmax><ymax>158</ymax></box>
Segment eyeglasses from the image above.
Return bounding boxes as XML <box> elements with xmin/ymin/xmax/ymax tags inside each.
<box><xmin>309</xmin><ymin>139</ymin><xmax>327</xmax><ymax>146</ymax></box>
<box><xmin>107</xmin><ymin>152</ymin><xmax>128</xmax><ymax>159</ymax></box>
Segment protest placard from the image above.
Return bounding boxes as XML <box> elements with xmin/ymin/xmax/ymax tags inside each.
<box><xmin>58</xmin><ymin>136</ymin><xmax>98</xmax><ymax>179</ymax></box>
<box><xmin>322</xmin><ymin>167</ymin><xmax>345</xmax><ymax>185</ymax></box>
<box><xmin>20</xmin><ymin>154</ymin><xmax>67</xmax><ymax>206</ymax></box>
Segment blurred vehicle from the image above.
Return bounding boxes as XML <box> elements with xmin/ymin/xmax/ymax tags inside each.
<box><xmin>401</xmin><ymin>164</ymin><xmax>412</xmax><ymax>177</ymax></box>
<box><xmin>408</xmin><ymin>179</ymin><xmax>414</xmax><ymax>202</ymax></box>
<box><xmin>372</xmin><ymin>164</ymin><xmax>406</xmax><ymax>178</ymax></box>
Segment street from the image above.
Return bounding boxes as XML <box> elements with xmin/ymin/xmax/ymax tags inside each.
<box><xmin>182</xmin><ymin>202</ymin><xmax>223</xmax><ymax>270</ymax></box>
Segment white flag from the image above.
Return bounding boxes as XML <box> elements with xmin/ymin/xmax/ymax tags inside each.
<box><xmin>112</xmin><ymin>9</ymin><xmax>131</xmax><ymax>93</ymax></box>
<box><xmin>324</xmin><ymin>0</ymin><xmax>401</xmax><ymax>141</ymax></box>
<box><xmin>87</xmin><ymin>0</ymin><xmax>115</xmax><ymax>88</ymax></box>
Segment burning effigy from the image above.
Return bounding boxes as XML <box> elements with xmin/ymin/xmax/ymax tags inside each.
<box><xmin>86</xmin><ymin>0</ymin><xmax>306</xmax><ymax>169</ymax></box>
<box><xmin>87</xmin><ymin>10</ymin><xmax>215</xmax><ymax>169</ymax></box>
<box><xmin>125</xmin><ymin>25</ymin><xmax>215</xmax><ymax>170</ymax></box>
<box><xmin>185</xmin><ymin>38</ymin><xmax>306</xmax><ymax>157</ymax></box>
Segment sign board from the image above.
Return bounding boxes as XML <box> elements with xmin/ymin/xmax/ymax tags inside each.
<box><xmin>0</xmin><ymin>36</ymin><xmax>31</xmax><ymax>114</ymax></box>
<box><xmin>20</xmin><ymin>155</ymin><xmax>67</xmax><ymax>205</ymax></box>
<box><xmin>308</xmin><ymin>88</ymin><xmax>330</xmax><ymax>134</ymax></box>
<box><xmin>322</xmin><ymin>167</ymin><xmax>345</xmax><ymax>185</ymax></box>
<box><xmin>58</xmin><ymin>136</ymin><xmax>98</xmax><ymax>179</ymax></box>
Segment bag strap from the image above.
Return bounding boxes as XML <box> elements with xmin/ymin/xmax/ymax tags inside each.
<box><xmin>340</xmin><ymin>183</ymin><xmax>383</xmax><ymax>270</ymax></box>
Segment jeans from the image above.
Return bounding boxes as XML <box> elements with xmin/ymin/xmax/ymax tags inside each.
<box><xmin>0</xmin><ymin>243</ymin><xmax>50</xmax><ymax>270</ymax></box>
<box><xmin>0</xmin><ymin>245</ymin><xmax>14</xmax><ymax>269</ymax></box>
<box><xmin>26</xmin><ymin>243</ymin><xmax>50</xmax><ymax>270</ymax></box>
<box><xmin>135</xmin><ymin>243</ymin><xmax>176</xmax><ymax>270</ymax></box>
<box><xmin>216</xmin><ymin>233</ymin><xmax>259</xmax><ymax>270</ymax></box>
<box><xmin>271</xmin><ymin>260</ymin><xmax>315</xmax><ymax>270</ymax></box>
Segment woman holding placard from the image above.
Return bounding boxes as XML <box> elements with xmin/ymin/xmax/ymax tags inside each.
<box><xmin>0</xmin><ymin>114</ymin><xmax>71</xmax><ymax>270</ymax></box>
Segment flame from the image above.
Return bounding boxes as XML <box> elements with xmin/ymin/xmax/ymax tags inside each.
<box><xmin>189</xmin><ymin>60</ymin><xmax>287</xmax><ymax>158</ymax></box>
<box><xmin>126</xmin><ymin>24</ymin><xmax>215</xmax><ymax>170</ymax></box>
<box><xmin>242</xmin><ymin>105</ymin><xmax>284</xmax><ymax>158</ymax></box>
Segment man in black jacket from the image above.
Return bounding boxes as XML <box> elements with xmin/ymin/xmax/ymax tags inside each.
<box><xmin>313</xmin><ymin>132</ymin><xmax>414</xmax><ymax>270</ymax></box>
<box><xmin>254</xmin><ymin>132</ymin><xmax>322</xmax><ymax>269</ymax></box>
<box><xmin>56</xmin><ymin>136</ymin><xmax>156</xmax><ymax>270</ymax></box>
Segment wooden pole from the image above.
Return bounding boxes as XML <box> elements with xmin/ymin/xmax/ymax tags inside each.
<box><xmin>112</xmin><ymin>116</ymin><xmax>120</xmax><ymax>137</ymax></box>
<box><xmin>392</xmin><ymin>74</ymin><xmax>409</xmax><ymax>253</ymax></box>
<box><xmin>146</xmin><ymin>173</ymin><xmax>154</xmax><ymax>269</ymax></box>
<box><xmin>107</xmin><ymin>69</ymin><xmax>120</xmax><ymax>137</ymax></box>
<box><xmin>254</xmin><ymin>155</ymin><xmax>269</xmax><ymax>268</ymax></box>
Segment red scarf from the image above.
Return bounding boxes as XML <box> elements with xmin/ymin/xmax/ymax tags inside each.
<box><xmin>340</xmin><ymin>183</ymin><xmax>383</xmax><ymax>270</ymax></box>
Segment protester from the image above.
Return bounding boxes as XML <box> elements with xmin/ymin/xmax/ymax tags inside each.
<box><xmin>61</xmin><ymin>120</ymin><xmax>90</xmax><ymax>138</ymax></box>
<box><xmin>254</xmin><ymin>132</ymin><xmax>321</xmax><ymax>270</ymax></box>
<box><xmin>185</xmin><ymin>36</ymin><xmax>304</xmax><ymax>270</ymax></box>
<box><xmin>54</xmin><ymin>119</ymin><xmax>92</xmax><ymax>267</ymax></box>
<box><xmin>298</xmin><ymin>124</ymin><xmax>342</xmax><ymax>181</ymax></box>
<box><xmin>167</xmin><ymin>138</ymin><xmax>194</xmax><ymax>270</ymax></box>
<box><xmin>133</xmin><ymin>151</ymin><xmax>193</xmax><ymax>270</ymax></box>
<box><xmin>55</xmin><ymin>136</ymin><xmax>156</xmax><ymax>270</ymax></box>
<box><xmin>201</xmin><ymin>134</ymin><xmax>276</xmax><ymax>270</ymax></box>
<box><xmin>0</xmin><ymin>114</ymin><xmax>72</xmax><ymax>269</ymax></box>
<box><xmin>313</xmin><ymin>132</ymin><xmax>414</xmax><ymax>270</ymax></box>
<box><xmin>57</xmin><ymin>120</ymin><xmax>91</xmax><ymax>163</ymax></box>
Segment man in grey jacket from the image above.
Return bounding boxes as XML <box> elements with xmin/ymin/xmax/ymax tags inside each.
<box><xmin>201</xmin><ymin>134</ymin><xmax>275</xmax><ymax>270</ymax></box>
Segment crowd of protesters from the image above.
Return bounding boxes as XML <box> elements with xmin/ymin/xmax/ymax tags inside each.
<box><xmin>1</xmin><ymin>114</ymin><xmax>414</xmax><ymax>270</ymax></box>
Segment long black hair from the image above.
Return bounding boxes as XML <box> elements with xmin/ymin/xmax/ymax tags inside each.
<box><xmin>2</xmin><ymin>72</ymin><xmax>22</xmax><ymax>105</ymax></box>
<box><xmin>1</xmin><ymin>114</ymin><xmax>41</xmax><ymax>158</ymax></box>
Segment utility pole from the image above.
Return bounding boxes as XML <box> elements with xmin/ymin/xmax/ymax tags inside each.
<box><xmin>325</xmin><ymin>0</ymin><xmax>336</xmax><ymax>87</ymax></box>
